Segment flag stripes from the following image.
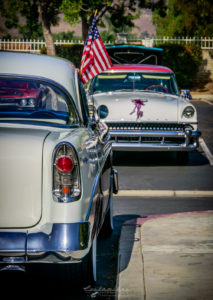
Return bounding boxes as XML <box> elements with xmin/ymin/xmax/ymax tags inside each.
<box><xmin>80</xmin><ymin>16</ymin><xmax>112</xmax><ymax>84</ymax></box>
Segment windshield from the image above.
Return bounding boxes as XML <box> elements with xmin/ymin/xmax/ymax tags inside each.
<box><xmin>89</xmin><ymin>72</ymin><xmax>179</xmax><ymax>95</ymax></box>
<box><xmin>0</xmin><ymin>78</ymin><xmax>78</xmax><ymax>126</ymax></box>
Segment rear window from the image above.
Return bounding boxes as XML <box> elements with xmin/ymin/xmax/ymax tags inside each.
<box><xmin>0</xmin><ymin>78</ymin><xmax>78</xmax><ymax>126</ymax></box>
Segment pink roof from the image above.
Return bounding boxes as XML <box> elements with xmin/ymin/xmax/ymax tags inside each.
<box><xmin>107</xmin><ymin>64</ymin><xmax>173</xmax><ymax>73</ymax></box>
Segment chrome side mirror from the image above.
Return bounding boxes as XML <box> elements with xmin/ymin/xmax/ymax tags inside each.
<box><xmin>181</xmin><ymin>89</ymin><xmax>192</xmax><ymax>100</ymax></box>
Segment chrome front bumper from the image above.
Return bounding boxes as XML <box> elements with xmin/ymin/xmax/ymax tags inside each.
<box><xmin>0</xmin><ymin>222</ymin><xmax>90</xmax><ymax>269</ymax></box>
<box><xmin>110</xmin><ymin>129</ymin><xmax>201</xmax><ymax>151</ymax></box>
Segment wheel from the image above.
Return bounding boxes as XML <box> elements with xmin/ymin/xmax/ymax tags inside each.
<box><xmin>176</xmin><ymin>151</ymin><xmax>189</xmax><ymax>165</ymax></box>
<box><xmin>100</xmin><ymin>190</ymin><xmax>114</xmax><ymax>238</ymax></box>
<box><xmin>57</xmin><ymin>235</ymin><xmax>97</xmax><ymax>287</ymax></box>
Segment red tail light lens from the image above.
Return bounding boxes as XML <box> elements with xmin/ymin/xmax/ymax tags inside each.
<box><xmin>53</xmin><ymin>143</ymin><xmax>81</xmax><ymax>203</ymax></box>
<box><xmin>56</xmin><ymin>156</ymin><xmax>73</xmax><ymax>173</ymax></box>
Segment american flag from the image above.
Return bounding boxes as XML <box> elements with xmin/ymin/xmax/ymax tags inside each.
<box><xmin>80</xmin><ymin>16</ymin><xmax>112</xmax><ymax>84</ymax></box>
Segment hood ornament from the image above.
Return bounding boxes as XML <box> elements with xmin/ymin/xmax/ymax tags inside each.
<box><xmin>130</xmin><ymin>99</ymin><xmax>148</xmax><ymax>120</ymax></box>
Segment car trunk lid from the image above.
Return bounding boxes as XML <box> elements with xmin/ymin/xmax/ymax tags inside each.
<box><xmin>0</xmin><ymin>127</ymin><xmax>49</xmax><ymax>228</ymax></box>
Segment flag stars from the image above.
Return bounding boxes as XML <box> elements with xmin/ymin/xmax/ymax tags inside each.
<box><xmin>80</xmin><ymin>15</ymin><xmax>112</xmax><ymax>84</ymax></box>
<box><xmin>91</xmin><ymin>28</ymin><xmax>100</xmax><ymax>40</ymax></box>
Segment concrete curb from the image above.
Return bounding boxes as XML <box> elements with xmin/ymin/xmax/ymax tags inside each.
<box><xmin>115</xmin><ymin>190</ymin><xmax>213</xmax><ymax>197</ymax></box>
<box><xmin>191</xmin><ymin>94</ymin><xmax>213</xmax><ymax>101</ymax></box>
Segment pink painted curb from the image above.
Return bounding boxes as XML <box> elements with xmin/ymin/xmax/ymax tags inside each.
<box><xmin>124</xmin><ymin>210</ymin><xmax>213</xmax><ymax>226</ymax></box>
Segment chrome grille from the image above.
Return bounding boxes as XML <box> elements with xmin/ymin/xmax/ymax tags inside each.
<box><xmin>110</xmin><ymin>136</ymin><xmax>186</xmax><ymax>144</ymax></box>
<box><xmin>107</xmin><ymin>122</ymin><xmax>186</xmax><ymax>131</ymax></box>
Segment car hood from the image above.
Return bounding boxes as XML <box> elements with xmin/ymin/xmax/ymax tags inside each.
<box><xmin>0</xmin><ymin>127</ymin><xmax>49</xmax><ymax>228</ymax></box>
<box><xmin>92</xmin><ymin>91</ymin><xmax>179</xmax><ymax>122</ymax></box>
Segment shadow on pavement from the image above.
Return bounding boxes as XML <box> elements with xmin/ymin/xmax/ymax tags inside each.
<box><xmin>113</xmin><ymin>150</ymin><xmax>208</xmax><ymax>167</ymax></box>
<box><xmin>0</xmin><ymin>214</ymin><xmax>140</xmax><ymax>300</ymax></box>
<box><xmin>89</xmin><ymin>214</ymin><xmax>140</xmax><ymax>300</ymax></box>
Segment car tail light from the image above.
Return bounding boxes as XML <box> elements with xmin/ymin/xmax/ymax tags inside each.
<box><xmin>56</xmin><ymin>156</ymin><xmax>74</xmax><ymax>173</ymax></box>
<box><xmin>53</xmin><ymin>143</ymin><xmax>81</xmax><ymax>202</ymax></box>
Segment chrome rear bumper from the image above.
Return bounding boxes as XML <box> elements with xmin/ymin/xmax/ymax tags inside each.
<box><xmin>110</xmin><ymin>129</ymin><xmax>201</xmax><ymax>151</ymax></box>
<box><xmin>0</xmin><ymin>222</ymin><xmax>90</xmax><ymax>268</ymax></box>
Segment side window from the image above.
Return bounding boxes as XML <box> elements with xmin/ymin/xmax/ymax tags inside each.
<box><xmin>78</xmin><ymin>79</ymin><xmax>89</xmax><ymax>125</ymax></box>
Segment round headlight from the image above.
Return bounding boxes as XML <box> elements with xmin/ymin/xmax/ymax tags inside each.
<box><xmin>20</xmin><ymin>99</ymin><xmax>27</xmax><ymax>106</ymax></box>
<box><xmin>28</xmin><ymin>98</ymin><xmax>35</xmax><ymax>106</ymax></box>
<box><xmin>182</xmin><ymin>106</ymin><xmax>195</xmax><ymax>118</ymax></box>
<box><xmin>97</xmin><ymin>105</ymin><xmax>109</xmax><ymax>119</ymax></box>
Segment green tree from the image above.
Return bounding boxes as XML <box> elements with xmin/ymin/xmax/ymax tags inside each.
<box><xmin>61</xmin><ymin>0</ymin><xmax>160</xmax><ymax>41</ymax></box>
<box><xmin>153</xmin><ymin>0</ymin><xmax>213</xmax><ymax>37</ymax></box>
<box><xmin>38</xmin><ymin>0</ymin><xmax>62</xmax><ymax>56</ymax></box>
<box><xmin>159</xmin><ymin>44</ymin><xmax>202</xmax><ymax>87</ymax></box>
<box><xmin>0</xmin><ymin>0</ymin><xmax>42</xmax><ymax>39</ymax></box>
<box><xmin>0</xmin><ymin>0</ymin><xmax>62</xmax><ymax>56</ymax></box>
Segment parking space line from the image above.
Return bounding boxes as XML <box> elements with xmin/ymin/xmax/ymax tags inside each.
<box><xmin>203</xmin><ymin>100</ymin><xmax>213</xmax><ymax>105</ymax></box>
<box><xmin>115</xmin><ymin>190</ymin><xmax>213</xmax><ymax>197</ymax></box>
<box><xmin>199</xmin><ymin>137</ymin><xmax>213</xmax><ymax>166</ymax></box>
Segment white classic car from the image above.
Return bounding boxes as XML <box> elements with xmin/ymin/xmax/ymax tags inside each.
<box><xmin>0</xmin><ymin>52</ymin><xmax>118</xmax><ymax>285</ymax></box>
<box><xmin>87</xmin><ymin>64</ymin><xmax>201</xmax><ymax>162</ymax></box>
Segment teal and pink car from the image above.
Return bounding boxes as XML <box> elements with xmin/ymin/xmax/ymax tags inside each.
<box><xmin>87</xmin><ymin>63</ymin><xmax>201</xmax><ymax>162</ymax></box>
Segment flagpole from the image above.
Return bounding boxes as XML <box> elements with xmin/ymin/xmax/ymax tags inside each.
<box><xmin>80</xmin><ymin>10</ymin><xmax>98</xmax><ymax>76</ymax></box>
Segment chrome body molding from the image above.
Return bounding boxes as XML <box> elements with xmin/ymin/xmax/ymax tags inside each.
<box><xmin>0</xmin><ymin>222</ymin><xmax>89</xmax><ymax>264</ymax></box>
<box><xmin>110</xmin><ymin>129</ymin><xmax>201</xmax><ymax>151</ymax></box>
